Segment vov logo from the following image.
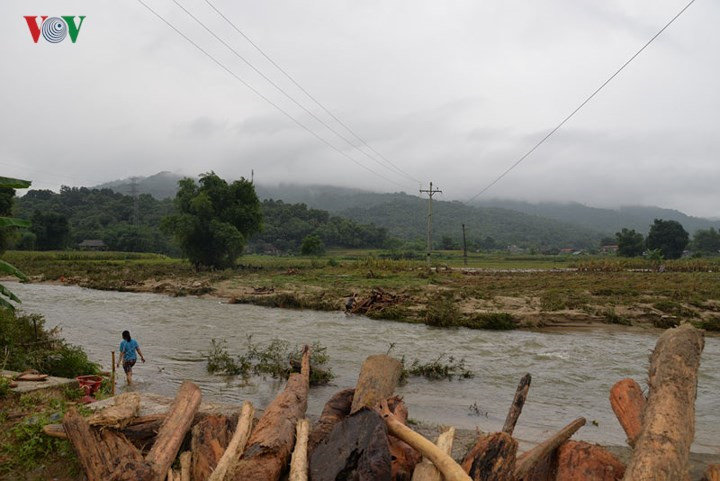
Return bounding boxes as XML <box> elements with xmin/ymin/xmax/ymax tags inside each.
<box><xmin>24</xmin><ymin>16</ymin><xmax>86</xmax><ymax>44</ymax></box>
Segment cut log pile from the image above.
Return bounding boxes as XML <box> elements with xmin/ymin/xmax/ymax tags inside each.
<box><xmin>56</xmin><ymin>325</ymin><xmax>711</xmax><ymax>481</ymax></box>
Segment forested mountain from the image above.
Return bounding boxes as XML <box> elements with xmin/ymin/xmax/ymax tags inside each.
<box><xmin>13</xmin><ymin>187</ymin><xmax>389</xmax><ymax>254</ymax></box>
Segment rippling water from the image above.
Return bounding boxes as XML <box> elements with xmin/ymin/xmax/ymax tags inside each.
<box><xmin>10</xmin><ymin>282</ymin><xmax>719</xmax><ymax>453</ymax></box>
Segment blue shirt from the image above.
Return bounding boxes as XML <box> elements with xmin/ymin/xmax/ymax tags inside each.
<box><xmin>120</xmin><ymin>339</ymin><xmax>140</xmax><ymax>361</ymax></box>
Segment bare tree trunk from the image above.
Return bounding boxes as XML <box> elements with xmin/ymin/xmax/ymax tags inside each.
<box><xmin>350</xmin><ymin>355</ymin><xmax>403</xmax><ymax>413</ymax></box>
<box><xmin>609</xmin><ymin>379</ymin><xmax>646</xmax><ymax>448</ymax></box>
<box><xmin>502</xmin><ymin>374</ymin><xmax>531</xmax><ymax>436</ymax></box>
<box><xmin>461</xmin><ymin>432</ymin><xmax>517</xmax><ymax>481</ymax></box>
<box><xmin>623</xmin><ymin>325</ymin><xmax>704</xmax><ymax>481</ymax></box>
<box><xmin>208</xmin><ymin>401</ymin><xmax>255</xmax><ymax>481</ymax></box>
<box><xmin>289</xmin><ymin>419</ymin><xmax>310</xmax><ymax>481</ymax></box>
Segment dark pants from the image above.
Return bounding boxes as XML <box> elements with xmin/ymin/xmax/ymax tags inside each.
<box><xmin>122</xmin><ymin>359</ymin><xmax>136</xmax><ymax>373</ymax></box>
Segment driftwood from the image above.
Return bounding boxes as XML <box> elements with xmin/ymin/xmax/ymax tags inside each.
<box><xmin>180</xmin><ymin>452</ymin><xmax>191</xmax><ymax>481</ymax></box>
<box><xmin>502</xmin><ymin>373</ymin><xmax>531</xmax><ymax>436</ymax></box>
<box><xmin>514</xmin><ymin>417</ymin><xmax>586</xmax><ymax>480</ymax></box>
<box><xmin>62</xmin><ymin>407</ymin><xmax>151</xmax><ymax>481</ymax></box>
<box><xmin>191</xmin><ymin>415</ymin><xmax>232</xmax><ymax>480</ymax></box>
<box><xmin>230</xmin><ymin>346</ymin><xmax>311</xmax><ymax>481</ymax></box>
<box><xmin>461</xmin><ymin>432</ymin><xmax>517</xmax><ymax>481</ymax></box>
<box><xmin>307</xmin><ymin>388</ymin><xmax>355</xmax><ymax>454</ymax></box>
<box><xmin>310</xmin><ymin>408</ymin><xmax>392</xmax><ymax>481</ymax></box>
<box><xmin>350</xmin><ymin>354</ymin><xmax>403</xmax><ymax>414</ymax></box>
<box><xmin>703</xmin><ymin>465</ymin><xmax>720</xmax><ymax>481</ymax></box>
<box><xmin>623</xmin><ymin>324</ymin><xmax>704</xmax><ymax>481</ymax></box>
<box><xmin>44</xmin><ymin>413</ymin><xmax>165</xmax><ymax>446</ymax></box>
<box><xmin>555</xmin><ymin>441</ymin><xmax>625</xmax><ymax>481</ymax></box>
<box><xmin>609</xmin><ymin>379</ymin><xmax>646</xmax><ymax>448</ymax></box>
<box><xmin>208</xmin><ymin>401</ymin><xmax>255</xmax><ymax>481</ymax></box>
<box><xmin>387</xmin><ymin>397</ymin><xmax>422</xmax><ymax>480</ymax></box>
<box><xmin>289</xmin><ymin>418</ymin><xmax>310</xmax><ymax>481</ymax></box>
<box><xmin>380</xmin><ymin>400</ymin><xmax>471</xmax><ymax>481</ymax></box>
<box><xmin>351</xmin><ymin>288</ymin><xmax>404</xmax><ymax>315</ymax></box>
<box><xmin>411</xmin><ymin>426</ymin><xmax>455</xmax><ymax>481</ymax></box>
<box><xmin>88</xmin><ymin>392</ymin><xmax>141</xmax><ymax>429</ymax></box>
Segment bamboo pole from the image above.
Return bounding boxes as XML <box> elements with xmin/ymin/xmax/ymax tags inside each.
<box><xmin>111</xmin><ymin>351</ymin><xmax>116</xmax><ymax>396</ymax></box>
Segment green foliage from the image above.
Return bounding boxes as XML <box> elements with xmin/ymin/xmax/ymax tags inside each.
<box><xmin>464</xmin><ymin>312</ymin><xmax>517</xmax><ymax>330</ymax></box>
<box><xmin>646</xmin><ymin>219</ymin><xmax>689</xmax><ymax>260</ymax></box>
<box><xmin>0</xmin><ymin>376</ymin><xmax>10</xmax><ymax>398</ymax></box>
<box><xmin>653</xmin><ymin>300</ymin><xmax>697</xmax><ymax>318</ymax></box>
<box><xmin>616</xmin><ymin>228</ymin><xmax>645</xmax><ymax>257</ymax></box>
<box><xmin>692</xmin><ymin>228</ymin><xmax>720</xmax><ymax>255</ymax></box>
<box><xmin>602</xmin><ymin>308</ymin><xmax>631</xmax><ymax>326</ymax></box>
<box><xmin>695</xmin><ymin>318</ymin><xmax>720</xmax><ymax>331</ymax></box>
<box><xmin>30</xmin><ymin>211</ymin><xmax>70</xmax><ymax>250</ymax></box>
<box><xmin>300</xmin><ymin>234</ymin><xmax>326</xmax><ymax>256</ymax></box>
<box><xmin>0</xmin><ymin>310</ymin><xmax>99</xmax><ymax>377</ymax></box>
<box><xmin>652</xmin><ymin>316</ymin><xmax>679</xmax><ymax>329</ymax></box>
<box><xmin>0</xmin><ymin>176</ymin><xmax>30</xmax><ymax>310</ymax></box>
<box><xmin>163</xmin><ymin>173</ymin><xmax>262</xmax><ymax>269</ymax></box>
<box><xmin>391</xmin><ymin>350</ymin><xmax>474</xmax><ymax>382</ymax></box>
<box><xmin>424</xmin><ymin>293</ymin><xmax>460</xmax><ymax>327</ymax></box>
<box><xmin>205</xmin><ymin>337</ymin><xmax>334</xmax><ymax>386</ymax></box>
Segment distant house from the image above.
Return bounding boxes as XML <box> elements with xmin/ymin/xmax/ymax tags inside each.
<box><xmin>601</xmin><ymin>244</ymin><xmax>619</xmax><ymax>254</ymax></box>
<box><xmin>559</xmin><ymin>248</ymin><xmax>575</xmax><ymax>254</ymax></box>
<box><xmin>78</xmin><ymin>239</ymin><xmax>107</xmax><ymax>251</ymax></box>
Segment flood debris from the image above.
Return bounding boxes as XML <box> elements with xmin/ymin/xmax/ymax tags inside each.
<box><xmin>54</xmin><ymin>325</ymin><xmax>711</xmax><ymax>481</ymax></box>
<box><xmin>351</xmin><ymin>287</ymin><xmax>405</xmax><ymax>316</ymax></box>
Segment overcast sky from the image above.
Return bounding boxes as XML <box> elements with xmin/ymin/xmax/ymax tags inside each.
<box><xmin>2</xmin><ymin>0</ymin><xmax>718</xmax><ymax>216</ymax></box>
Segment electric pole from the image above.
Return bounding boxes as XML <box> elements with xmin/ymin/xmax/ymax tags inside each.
<box><xmin>462</xmin><ymin>223</ymin><xmax>467</xmax><ymax>266</ymax></box>
<box><xmin>419</xmin><ymin>182</ymin><xmax>442</xmax><ymax>267</ymax></box>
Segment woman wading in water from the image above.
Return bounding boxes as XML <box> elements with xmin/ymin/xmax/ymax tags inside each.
<box><xmin>117</xmin><ymin>330</ymin><xmax>145</xmax><ymax>385</ymax></box>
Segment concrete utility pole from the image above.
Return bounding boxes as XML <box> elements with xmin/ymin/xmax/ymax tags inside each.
<box><xmin>419</xmin><ymin>182</ymin><xmax>442</xmax><ymax>267</ymax></box>
<box><xmin>462</xmin><ymin>223</ymin><xmax>468</xmax><ymax>266</ymax></box>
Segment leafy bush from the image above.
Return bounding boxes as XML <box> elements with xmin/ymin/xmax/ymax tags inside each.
<box><xmin>602</xmin><ymin>309</ymin><xmax>631</xmax><ymax>326</ymax></box>
<box><xmin>464</xmin><ymin>312</ymin><xmax>517</xmax><ymax>330</ymax></box>
<box><xmin>424</xmin><ymin>294</ymin><xmax>460</xmax><ymax>327</ymax></box>
<box><xmin>205</xmin><ymin>339</ymin><xmax>249</xmax><ymax>376</ymax></box>
<box><xmin>0</xmin><ymin>377</ymin><xmax>10</xmax><ymax>398</ymax></box>
<box><xmin>695</xmin><ymin>318</ymin><xmax>720</xmax><ymax>332</ymax></box>
<box><xmin>403</xmin><ymin>355</ymin><xmax>474</xmax><ymax>381</ymax></box>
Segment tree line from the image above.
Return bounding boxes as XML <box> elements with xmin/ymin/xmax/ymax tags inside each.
<box><xmin>615</xmin><ymin>219</ymin><xmax>720</xmax><ymax>259</ymax></box>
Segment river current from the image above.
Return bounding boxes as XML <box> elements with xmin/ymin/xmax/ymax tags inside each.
<box><xmin>10</xmin><ymin>282</ymin><xmax>719</xmax><ymax>453</ymax></box>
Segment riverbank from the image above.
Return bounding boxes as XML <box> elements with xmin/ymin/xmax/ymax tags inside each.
<box><xmin>7</xmin><ymin>250</ymin><xmax>720</xmax><ymax>332</ymax></box>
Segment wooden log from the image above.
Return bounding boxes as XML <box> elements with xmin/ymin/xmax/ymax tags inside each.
<box><xmin>623</xmin><ymin>324</ymin><xmax>704</xmax><ymax>481</ymax></box>
<box><xmin>555</xmin><ymin>441</ymin><xmax>625</xmax><ymax>481</ymax></box>
<box><xmin>62</xmin><ymin>407</ymin><xmax>152</xmax><ymax>481</ymax></box>
<box><xmin>386</xmin><ymin>397</ymin><xmax>422</xmax><ymax>480</ymax></box>
<box><xmin>411</xmin><ymin>426</ymin><xmax>455</xmax><ymax>481</ymax></box>
<box><xmin>230</xmin><ymin>346</ymin><xmax>311</xmax><ymax>481</ymax></box>
<box><xmin>502</xmin><ymin>373</ymin><xmax>531</xmax><ymax>436</ymax></box>
<box><xmin>514</xmin><ymin>418</ymin><xmax>586</xmax><ymax>480</ymax></box>
<box><xmin>380</xmin><ymin>400</ymin><xmax>471</xmax><ymax>481</ymax></box>
<box><xmin>309</xmin><ymin>408</ymin><xmax>392</xmax><ymax>481</ymax></box>
<box><xmin>350</xmin><ymin>354</ymin><xmax>403</xmax><ymax>414</ymax></box>
<box><xmin>289</xmin><ymin>418</ymin><xmax>310</xmax><ymax>481</ymax></box>
<box><xmin>208</xmin><ymin>401</ymin><xmax>255</xmax><ymax>481</ymax></box>
<box><xmin>307</xmin><ymin>388</ymin><xmax>354</xmax><ymax>454</ymax></box>
<box><xmin>180</xmin><ymin>452</ymin><xmax>191</xmax><ymax>481</ymax></box>
<box><xmin>461</xmin><ymin>432</ymin><xmax>517</xmax><ymax>481</ymax></box>
<box><xmin>609</xmin><ymin>379</ymin><xmax>646</xmax><ymax>448</ymax></box>
<box><xmin>88</xmin><ymin>392</ymin><xmax>141</xmax><ymax>429</ymax></box>
<box><xmin>146</xmin><ymin>381</ymin><xmax>203</xmax><ymax>481</ymax></box>
<box><xmin>191</xmin><ymin>415</ymin><xmax>232</xmax><ymax>481</ymax></box>
<box><xmin>702</xmin><ymin>465</ymin><xmax>720</xmax><ymax>481</ymax></box>
<box><xmin>44</xmin><ymin>413</ymin><xmax>166</xmax><ymax>443</ymax></box>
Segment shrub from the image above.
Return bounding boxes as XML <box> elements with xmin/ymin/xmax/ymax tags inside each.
<box><xmin>464</xmin><ymin>312</ymin><xmax>517</xmax><ymax>330</ymax></box>
<box><xmin>424</xmin><ymin>294</ymin><xmax>460</xmax><ymax>327</ymax></box>
<box><xmin>602</xmin><ymin>309</ymin><xmax>631</xmax><ymax>326</ymax></box>
<box><xmin>652</xmin><ymin>316</ymin><xmax>679</xmax><ymax>329</ymax></box>
<box><xmin>403</xmin><ymin>355</ymin><xmax>474</xmax><ymax>381</ymax></box>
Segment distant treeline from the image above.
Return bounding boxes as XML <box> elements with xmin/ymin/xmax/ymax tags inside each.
<box><xmin>12</xmin><ymin>187</ymin><xmax>389</xmax><ymax>255</ymax></box>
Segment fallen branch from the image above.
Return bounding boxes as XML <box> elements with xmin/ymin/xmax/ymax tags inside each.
<box><xmin>411</xmin><ymin>426</ymin><xmax>455</xmax><ymax>481</ymax></box>
<box><xmin>289</xmin><ymin>418</ymin><xmax>310</xmax><ymax>481</ymax></box>
<box><xmin>208</xmin><ymin>401</ymin><xmax>255</xmax><ymax>481</ymax></box>
<box><xmin>502</xmin><ymin>373</ymin><xmax>531</xmax><ymax>436</ymax></box>
<box><xmin>514</xmin><ymin>417</ymin><xmax>586</xmax><ymax>480</ymax></box>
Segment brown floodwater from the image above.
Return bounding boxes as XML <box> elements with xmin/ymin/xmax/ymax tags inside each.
<box><xmin>10</xmin><ymin>282</ymin><xmax>719</xmax><ymax>454</ymax></box>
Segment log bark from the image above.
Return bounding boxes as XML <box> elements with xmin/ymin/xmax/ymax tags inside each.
<box><xmin>703</xmin><ymin>465</ymin><xmax>720</xmax><ymax>481</ymax></box>
<box><xmin>502</xmin><ymin>373</ymin><xmax>531</xmax><ymax>436</ymax></box>
<box><xmin>309</xmin><ymin>408</ymin><xmax>392</xmax><ymax>481</ymax></box>
<box><xmin>514</xmin><ymin>417</ymin><xmax>586</xmax><ymax>480</ymax></box>
<box><xmin>62</xmin><ymin>407</ymin><xmax>152</xmax><ymax>481</ymax></box>
<box><xmin>386</xmin><ymin>397</ymin><xmax>422</xmax><ymax>481</ymax></box>
<box><xmin>350</xmin><ymin>355</ymin><xmax>403</xmax><ymax>414</ymax></box>
<box><xmin>555</xmin><ymin>441</ymin><xmax>625</xmax><ymax>481</ymax></box>
<box><xmin>307</xmin><ymin>388</ymin><xmax>355</xmax><ymax>454</ymax></box>
<box><xmin>609</xmin><ymin>379</ymin><xmax>646</xmax><ymax>448</ymax></box>
<box><xmin>88</xmin><ymin>392</ymin><xmax>141</xmax><ymax>429</ymax></box>
<box><xmin>380</xmin><ymin>401</ymin><xmax>471</xmax><ymax>481</ymax></box>
<box><xmin>180</xmin><ymin>452</ymin><xmax>191</xmax><ymax>481</ymax></box>
<box><xmin>411</xmin><ymin>426</ymin><xmax>455</xmax><ymax>481</ymax></box>
<box><xmin>191</xmin><ymin>415</ymin><xmax>232</xmax><ymax>481</ymax></box>
<box><xmin>461</xmin><ymin>432</ymin><xmax>517</xmax><ymax>481</ymax></box>
<box><xmin>146</xmin><ymin>381</ymin><xmax>203</xmax><ymax>481</ymax></box>
<box><xmin>289</xmin><ymin>418</ymin><xmax>310</xmax><ymax>481</ymax></box>
<box><xmin>230</xmin><ymin>346</ymin><xmax>311</xmax><ymax>481</ymax></box>
<box><xmin>208</xmin><ymin>401</ymin><xmax>255</xmax><ymax>481</ymax></box>
<box><xmin>623</xmin><ymin>324</ymin><xmax>704</xmax><ymax>481</ymax></box>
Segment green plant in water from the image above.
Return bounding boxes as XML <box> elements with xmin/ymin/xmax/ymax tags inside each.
<box><xmin>464</xmin><ymin>312</ymin><xmax>517</xmax><ymax>330</ymax></box>
<box><xmin>424</xmin><ymin>293</ymin><xmax>460</xmax><ymax>327</ymax></box>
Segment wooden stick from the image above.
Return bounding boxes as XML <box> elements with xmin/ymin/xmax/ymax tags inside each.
<box><xmin>111</xmin><ymin>351</ymin><xmax>116</xmax><ymax>397</ymax></box>
<box><xmin>146</xmin><ymin>381</ymin><xmax>202</xmax><ymax>480</ymax></box>
<box><xmin>514</xmin><ymin>417</ymin><xmax>586</xmax><ymax>480</ymax></box>
<box><xmin>350</xmin><ymin>354</ymin><xmax>403</xmax><ymax>414</ymax></box>
<box><xmin>88</xmin><ymin>392</ymin><xmax>141</xmax><ymax>429</ymax></box>
<box><xmin>380</xmin><ymin>400</ymin><xmax>471</xmax><ymax>481</ymax></box>
<box><xmin>411</xmin><ymin>426</ymin><xmax>455</xmax><ymax>481</ymax></box>
<box><xmin>609</xmin><ymin>378</ymin><xmax>646</xmax><ymax>448</ymax></box>
<box><xmin>208</xmin><ymin>401</ymin><xmax>255</xmax><ymax>481</ymax></box>
<box><xmin>289</xmin><ymin>418</ymin><xmax>310</xmax><ymax>481</ymax></box>
<box><xmin>179</xmin><ymin>452</ymin><xmax>191</xmax><ymax>481</ymax></box>
<box><xmin>502</xmin><ymin>373</ymin><xmax>531</xmax><ymax>436</ymax></box>
<box><xmin>623</xmin><ymin>324</ymin><xmax>704</xmax><ymax>481</ymax></box>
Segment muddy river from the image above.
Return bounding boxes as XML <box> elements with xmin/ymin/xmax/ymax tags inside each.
<box><xmin>10</xmin><ymin>282</ymin><xmax>719</xmax><ymax>453</ymax></box>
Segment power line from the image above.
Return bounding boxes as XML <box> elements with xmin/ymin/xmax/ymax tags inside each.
<box><xmin>467</xmin><ymin>0</ymin><xmax>698</xmax><ymax>203</ymax></box>
<box><xmin>170</xmin><ymin>0</ymin><xmax>415</xmax><ymax>186</ymax></box>
<box><xmin>134</xmin><ymin>0</ymin><xmax>410</xmax><ymax>190</ymax></box>
<box><xmin>203</xmin><ymin>0</ymin><xmax>423</xmax><ymax>184</ymax></box>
